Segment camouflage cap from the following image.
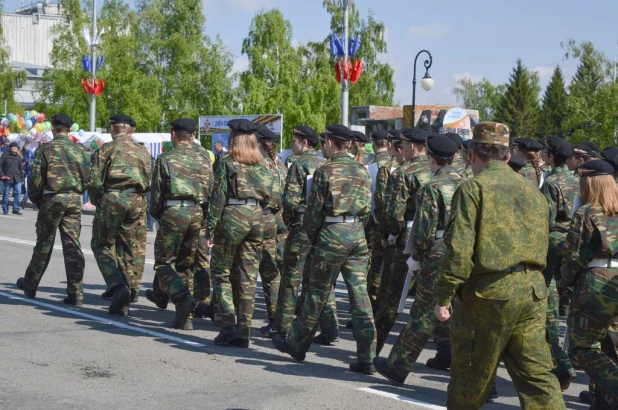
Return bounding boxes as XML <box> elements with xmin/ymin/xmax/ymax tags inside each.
<box><xmin>472</xmin><ymin>122</ymin><xmax>510</xmax><ymax>147</ymax></box>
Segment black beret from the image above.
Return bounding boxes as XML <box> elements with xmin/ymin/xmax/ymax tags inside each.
<box><xmin>351</xmin><ymin>130</ymin><xmax>368</xmax><ymax>144</ymax></box>
<box><xmin>9</xmin><ymin>142</ymin><xmax>19</xmax><ymax>149</ymax></box>
<box><xmin>461</xmin><ymin>140</ymin><xmax>471</xmax><ymax>153</ymax></box>
<box><xmin>401</xmin><ymin>128</ymin><xmax>429</xmax><ymax>143</ymax></box>
<box><xmin>445</xmin><ymin>132</ymin><xmax>463</xmax><ymax>149</ymax></box>
<box><xmin>601</xmin><ymin>147</ymin><xmax>618</xmax><ymax>171</ymax></box>
<box><xmin>514</xmin><ymin>137</ymin><xmax>543</xmax><ymax>151</ymax></box>
<box><xmin>508</xmin><ymin>154</ymin><xmax>527</xmax><ymax>172</ymax></box>
<box><xmin>325</xmin><ymin>124</ymin><xmax>353</xmax><ymax>141</ymax></box>
<box><xmin>256</xmin><ymin>123</ymin><xmax>279</xmax><ymax>143</ymax></box>
<box><xmin>574</xmin><ymin>143</ymin><xmax>595</xmax><ymax>157</ymax></box>
<box><xmin>543</xmin><ymin>136</ymin><xmax>573</xmax><ymax>158</ymax></box>
<box><xmin>319</xmin><ymin>132</ymin><xmax>327</xmax><ymax>142</ymax></box>
<box><xmin>537</xmin><ymin>137</ymin><xmax>547</xmax><ymax>146</ymax></box>
<box><xmin>371</xmin><ymin>130</ymin><xmax>388</xmax><ymax>141</ymax></box>
<box><xmin>579</xmin><ymin>160</ymin><xmax>615</xmax><ymax>177</ymax></box>
<box><xmin>51</xmin><ymin>113</ymin><xmax>73</xmax><ymax>128</ymax></box>
<box><xmin>427</xmin><ymin>135</ymin><xmax>458</xmax><ymax>159</ymax></box>
<box><xmin>170</xmin><ymin>118</ymin><xmax>196</xmax><ymax>134</ymax></box>
<box><xmin>109</xmin><ymin>114</ymin><xmax>136</xmax><ymax>127</ymax></box>
<box><xmin>293</xmin><ymin>125</ymin><xmax>319</xmax><ymax>146</ymax></box>
<box><xmin>582</xmin><ymin>141</ymin><xmax>600</xmax><ymax>156</ymax></box>
<box><xmin>387</xmin><ymin>129</ymin><xmax>402</xmax><ymax>141</ymax></box>
<box><xmin>228</xmin><ymin>119</ymin><xmax>259</xmax><ymax>134</ymax></box>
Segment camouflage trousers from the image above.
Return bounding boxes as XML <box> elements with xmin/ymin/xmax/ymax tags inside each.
<box><xmin>546</xmin><ymin>231</ymin><xmax>571</xmax><ymax>309</ymax></box>
<box><xmin>367</xmin><ymin>221</ymin><xmax>386</xmax><ymax>313</ymax></box>
<box><xmin>286</xmin><ymin>222</ymin><xmax>376</xmax><ymax>363</ymax></box>
<box><xmin>546</xmin><ymin>277</ymin><xmax>575</xmax><ymax>377</ymax></box>
<box><xmin>150</xmin><ymin>206</ymin><xmax>201</xmax><ymax>305</ymax></box>
<box><xmin>23</xmin><ymin>193</ymin><xmax>85</xmax><ymax>300</ymax></box>
<box><xmin>274</xmin><ymin>221</ymin><xmax>312</xmax><ymax>334</ymax></box>
<box><xmin>447</xmin><ymin>270</ymin><xmax>565</xmax><ymax>409</ymax></box>
<box><xmin>131</xmin><ymin>209</ymin><xmax>147</xmax><ymax>292</ymax></box>
<box><xmin>385</xmin><ymin>243</ymin><xmax>450</xmax><ymax>378</ymax></box>
<box><xmin>91</xmin><ymin>192</ymin><xmax>146</xmax><ymax>290</ymax></box>
<box><xmin>374</xmin><ymin>229</ymin><xmax>411</xmax><ymax>344</ymax></box>
<box><xmin>568</xmin><ymin>268</ymin><xmax>618</xmax><ymax>409</ymax></box>
<box><xmin>259</xmin><ymin>212</ymin><xmax>281</xmax><ymax>321</ymax></box>
<box><xmin>193</xmin><ymin>222</ymin><xmax>211</xmax><ymax>303</ymax></box>
<box><xmin>211</xmin><ymin>205</ymin><xmax>263</xmax><ymax>340</ymax></box>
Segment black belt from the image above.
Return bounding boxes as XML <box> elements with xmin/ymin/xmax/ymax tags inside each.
<box><xmin>500</xmin><ymin>263</ymin><xmax>542</xmax><ymax>274</ymax></box>
<box><xmin>43</xmin><ymin>189</ymin><xmax>77</xmax><ymax>195</ymax></box>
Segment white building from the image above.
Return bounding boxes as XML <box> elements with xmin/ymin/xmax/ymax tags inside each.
<box><xmin>1</xmin><ymin>1</ymin><xmax>65</xmax><ymax>107</ymax></box>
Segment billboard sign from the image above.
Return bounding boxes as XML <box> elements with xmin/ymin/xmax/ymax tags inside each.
<box><xmin>198</xmin><ymin>114</ymin><xmax>283</xmax><ymax>151</ymax></box>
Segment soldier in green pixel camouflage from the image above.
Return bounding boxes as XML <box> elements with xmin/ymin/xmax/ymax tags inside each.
<box><xmin>272</xmin><ymin>124</ymin><xmax>376</xmax><ymax>375</ymax></box>
<box><xmin>561</xmin><ymin>159</ymin><xmax>618</xmax><ymax>409</ymax></box>
<box><xmin>432</xmin><ymin>122</ymin><xmax>565</xmax><ymax>409</ymax></box>
<box><xmin>374</xmin><ymin>127</ymin><xmax>433</xmax><ymax>354</ymax></box>
<box><xmin>374</xmin><ymin>134</ymin><xmax>462</xmax><ymax>384</ymax></box>
<box><xmin>17</xmin><ymin>113</ymin><xmax>90</xmax><ymax>305</ymax></box>
<box><xmin>89</xmin><ymin>114</ymin><xmax>152</xmax><ymax>317</ymax></box>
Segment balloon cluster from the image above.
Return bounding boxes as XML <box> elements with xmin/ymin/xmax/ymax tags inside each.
<box><xmin>0</xmin><ymin>111</ymin><xmax>85</xmax><ymax>143</ymax></box>
<box><xmin>330</xmin><ymin>33</ymin><xmax>363</xmax><ymax>85</ymax></box>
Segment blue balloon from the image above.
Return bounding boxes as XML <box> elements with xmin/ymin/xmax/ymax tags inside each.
<box><xmin>78</xmin><ymin>129</ymin><xmax>85</xmax><ymax>137</ymax></box>
<box><xmin>25</xmin><ymin>119</ymin><xmax>32</xmax><ymax>129</ymax></box>
<box><xmin>24</xmin><ymin>111</ymin><xmax>30</xmax><ymax>119</ymax></box>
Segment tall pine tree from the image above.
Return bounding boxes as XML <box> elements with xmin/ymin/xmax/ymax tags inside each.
<box><xmin>538</xmin><ymin>66</ymin><xmax>568</xmax><ymax>137</ymax></box>
<box><xmin>495</xmin><ymin>59</ymin><xmax>539</xmax><ymax>139</ymax></box>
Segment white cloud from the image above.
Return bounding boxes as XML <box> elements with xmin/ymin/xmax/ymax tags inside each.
<box><xmin>533</xmin><ymin>66</ymin><xmax>555</xmax><ymax>78</ymax></box>
<box><xmin>452</xmin><ymin>72</ymin><xmax>483</xmax><ymax>83</ymax></box>
<box><xmin>407</xmin><ymin>23</ymin><xmax>449</xmax><ymax>39</ymax></box>
<box><xmin>226</xmin><ymin>0</ymin><xmax>277</xmax><ymax>13</ymax></box>
<box><xmin>232</xmin><ymin>55</ymin><xmax>249</xmax><ymax>73</ymax></box>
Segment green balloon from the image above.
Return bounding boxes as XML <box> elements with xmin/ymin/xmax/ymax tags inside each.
<box><xmin>44</xmin><ymin>121</ymin><xmax>52</xmax><ymax>131</ymax></box>
<box><xmin>71</xmin><ymin>123</ymin><xmax>79</xmax><ymax>132</ymax></box>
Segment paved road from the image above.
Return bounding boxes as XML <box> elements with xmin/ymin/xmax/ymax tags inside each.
<box><xmin>0</xmin><ymin>210</ymin><xmax>589</xmax><ymax>409</ymax></box>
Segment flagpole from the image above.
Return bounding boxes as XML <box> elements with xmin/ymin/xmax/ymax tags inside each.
<box><xmin>89</xmin><ymin>0</ymin><xmax>97</xmax><ymax>132</ymax></box>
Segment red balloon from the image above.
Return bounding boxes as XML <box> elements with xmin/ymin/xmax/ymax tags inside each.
<box><xmin>38</xmin><ymin>113</ymin><xmax>45</xmax><ymax>123</ymax></box>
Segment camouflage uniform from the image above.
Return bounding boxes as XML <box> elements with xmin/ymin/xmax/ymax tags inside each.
<box><xmin>259</xmin><ymin>153</ymin><xmax>286</xmax><ymax>322</ymax></box>
<box><xmin>274</xmin><ymin>149</ymin><xmax>324</xmax><ymax>334</ymax></box>
<box><xmin>561</xmin><ymin>204</ymin><xmax>618</xmax><ymax>409</ymax></box>
<box><xmin>367</xmin><ymin>152</ymin><xmax>396</xmax><ymax>311</ymax></box>
<box><xmin>374</xmin><ymin>155</ymin><xmax>432</xmax><ymax>347</ymax></box>
<box><xmin>148</xmin><ymin>144</ymin><xmax>212</xmax><ymax>316</ymax></box>
<box><xmin>520</xmin><ymin>163</ymin><xmax>541</xmax><ymax>186</ymax></box>
<box><xmin>435</xmin><ymin>131</ymin><xmax>564</xmax><ymax>407</ymax></box>
<box><xmin>286</xmin><ymin>151</ymin><xmax>376</xmax><ymax>364</ymax></box>
<box><xmin>21</xmin><ymin>133</ymin><xmax>90</xmax><ymax>300</ymax></box>
<box><xmin>89</xmin><ymin>134</ymin><xmax>152</xmax><ymax>296</ymax></box>
<box><xmin>450</xmin><ymin>154</ymin><xmax>466</xmax><ymax>175</ymax></box>
<box><xmin>192</xmin><ymin>142</ymin><xmax>214</xmax><ymax>303</ymax></box>
<box><xmin>383</xmin><ymin>165</ymin><xmax>462</xmax><ymax>379</ymax></box>
<box><xmin>540</xmin><ymin>164</ymin><xmax>579</xmax><ymax>382</ymax></box>
<box><xmin>208</xmin><ymin>155</ymin><xmax>273</xmax><ymax>342</ymax></box>
<box><xmin>284</xmin><ymin>154</ymin><xmax>300</xmax><ymax>168</ymax></box>
<box><xmin>459</xmin><ymin>164</ymin><xmax>473</xmax><ymax>180</ymax></box>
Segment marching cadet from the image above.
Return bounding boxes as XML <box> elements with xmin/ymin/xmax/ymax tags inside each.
<box><xmin>445</xmin><ymin>132</ymin><xmax>465</xmax><ymax>174</ymax></box>
<box><xmin>561</xmin><ymin>159</ymin><xmax>618</xmax><ymax>409</ymax></box>
<box><xmin>539</xmin><ymin>136</ymin><xmax>578</xmax><ymax>389</ymax></box>
<box><xmin>568</xmin><ymin>143</ymin><xmax>596</xmax><ymax>172</ymax></box>
<box><xmin>374</xmin><ymin>128</ymin><xmax>432</xmax><ymax>354</ymax></box>
<box><xmin>255</xmin><ymin>124</ymin><xmax>285</xmax><ymax>336</ymax></box>
<box><xmin>513</xmin><ymin>137</ymin><xmax>544</xmax><ymax>186</ymax></box>
<box><xmin>272</xmin><ymin>126</ymin><xmax>324</xmax><ymax>337</ymax></box>
<box><xmin>16</xmin><ymin>114</ymin><xmax>90</xmax><ymax>305</ymax></box>
<box><xmin>89</xmin><ymin>114</ymin><xmax>151</xmax><ymax>316</ymax></box>
<box><xmin>351</xmin><ymin>130</ymin><xmax>370</xmax><ymax>165</ymax></box>
<box><xmin>433</xmin><ymin>122</ymin><xmax>565</xmax><ymax>409</ymax></box>
<box><xmin>373</xmin><ymin>134</ymin><xmax>462</xmax><ymax>383</ymax></box>
<box><xmin>459</xmin><ymin>140</ymin><xmax>473</xmax><ymax>179</ymax></box>
<box><xmin>272</xmin><ymin>124</ymin><xmax>376</xmax><ymax>375</ymax></box>
<box><xmin>508</xmin><ymin>154</ymin><xmax>527</xmax><ymax>173</ymax></box>
<box><xmin>206</xmin><ymin>119</ymin><xmax>273</xmax><ymax>347</ymax></box>
<box><xmin>144</xmin><ymin>118</ymin><xmax>212</xmax><ymax>330</ymax></box>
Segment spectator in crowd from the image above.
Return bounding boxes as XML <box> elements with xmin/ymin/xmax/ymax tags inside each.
<box><xmin>0</xmin><ymin>142</ymin><xmax>25</xmax><ymax>215</ymax></box>
<box><xmin>22</xmin><ymin>141</ymin><xmax>36</xmax><ymax>208</ymax></box>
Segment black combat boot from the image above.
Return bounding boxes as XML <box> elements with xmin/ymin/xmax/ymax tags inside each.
<box><xmin>349</xmin><ymin>361</ymin><xmax>375</xmax><ymax>375</ymax></box>
<box><xmin>63</xmin><ymin>296</ymin><xmax>83</xmax><ymax>306</ymax></box>
<box><xmin>171</xmin><ymin>295</ymin><xmax>197</xmax><ymax>330</ymax></box>
<box><xmin>214</xmin><ymin>326</ymin><xmax>240</xmax><ymax>345</ymax></box>
<box><xmin>101</xmin><ymin>287</ymin><xmax>113</xmax><ymax>299</ymax></box>
<box><xmin>313</xmin><ymin>332</ymin><xmax>339</xmax><ymax>345</ymax></box>
<box><xmin>272</xmin><ymin>334</ymin><xmax>305</xmax><ymax>361</ymax></box>
<box><xmin>130</xmin><ymin>288</ymin><xmax>139</xmax><ymax>303</ymax></box>
<box><xmin>145</xmin><ymin>289</ymin><xmax>168</xmax><ymax>310</ymax></box>
<box><xmin>259</xmin><ymin>319</ymin><xmax>278</xmax><ymax>338</ymax></box>
<box><xmin>108</xmin><ymin>285</ymin><xmax>130</xmax><ymax>316</ymax></box>
<box><xmin>373</xmin><ymin>357</ymin><xmax>405</xmax><ymax>386</ymax></box>
<box><xmin>194</xmin><ymin>301</ymin><xmax>214</xmax><ymax>320</ymax></box>
<box><xmin>16</xmin><ymin>277</ymin><xmax>36</xmax><ymax>298</ymax></box>
<box><xmin>425</xmin><ymin>341</ymin><xmax>452</xmax><ymax>371</ymax></box>
<box><xmin>486</xmin><ymin>384</ymin><xmax>499</xmax><ymax>402</ymax></box>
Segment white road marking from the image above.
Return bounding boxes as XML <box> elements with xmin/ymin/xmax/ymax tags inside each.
<box><xmin>358</xmin><ymin>387</ymin><xmax>446</xmax><ymax>409</ymax></box>
<box><xmin>0</xmin><ymin>235</ymin><xmax>155</xmax><ymax>265</ymax></box>
<box><xmin>0</xmin><ymin>291</ymin><xmax>206</xmax><ymax>348</ymax></box>
<box><xmin>0</xmin><ymin>215</ymin><xmax>25</xmax><ymax>220</ymax></box>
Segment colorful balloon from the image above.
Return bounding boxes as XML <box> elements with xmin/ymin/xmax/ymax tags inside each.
<box><xmin>30</xmin><ymin>110</ymin><xmax>38</xmax><ymax>118</ymax></box>
<box><xmin>38</xmin><ymin>113</ymin><xmax>45</xmax><ymax>123</ymax></box>
<box><xmin>10</xmin><ymin>115</ymin><xmax>17</xmax><ymax>124</ymax></box>
<box><xmin>29</xmin><ymin>128</ymin><xmax>37</xmax><ymax>137</ymax></box>
<box><xmin>34</xmin><ymin>122</ymin><xmax>44</xmax><ymax>133</ymax></box>
<box><xmin>24</xmin><ymin>111</ymin><xmax>30</xmax><ymax>120</ymax></box>
<box><xmin>2</xmin><ymin>119</ymin><xmax>8</xmax><ymax>127</ymax></box>
<box><xmin>19</xmin><ymin>128</ymin><xmax>28</xmax><ymax>136</ymax></box>
<box><xmin>78</xmin><ymin>129</ymin><xmax>85</xmax><ymax>137</ymax></box>
<box><xmin>25</xmin><ymin>119</ymin><xmax>32</xmax><ymax>129</ymax></box>
<box><xmin>44</xmin><ymin>121</ymin><xmax>51</xmax><ymax>131</ymax></box>
<box><xmin>71</xmin><ymin>123</ymin><xmax>79</xmax><ymax>132</ymax></box>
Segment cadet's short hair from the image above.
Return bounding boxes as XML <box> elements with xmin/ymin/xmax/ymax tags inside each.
<box><xmin>470</xmin><ymin>141</ymin><xmax>510</xmax><ymax>162</ymax></box>
<box><xmin>430</xmin><ymin>155</ymin><xmax>454</xmax><ymax>167</ymax></box>
<box><xmin>372</xmin><ymin>139</ymin><xmax>387</xmax><ymax>148</ymax></box>
<box><xmin>326</xmin><ymin>134</ymin><xmax>351</xmax><ymax>150</ymax></box>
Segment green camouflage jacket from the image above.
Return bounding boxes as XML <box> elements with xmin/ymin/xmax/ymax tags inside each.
<box><xmin>303</xmin><ymin>151</ymin><xmax>371</xmax><ymax>245</ymax></box>
<box><xmin>451</xmin><ymin>155</ymin><xmax>466</xmax><ymax>175</ymax></box>
<box><xmin>435</xmin><ymin>160</ymin><xmax>550</xmax><ymax>306</ymax></box>
<box><xmin>262</xmin><ymin>154</ymin><xmax>286</xmax><ymax>213</ymax></box>
<box><xmin>386</xmin><ymin>155</ymin><xmax>433</xmax><ymax>237</ymax></box>
<box><xmin>372</xmin><ymin>152</ymin><xmax>396</xmax><ymax>222</ymax></box>
<box><xmin>540</xmin><ymin>165</ymin><xmax>580</xmax><ymax>233</ymax></box>
<box><xmin>561</xmin><ymin>204</ymin><xmax>618</xmax><ymax>286</ymax></box>
<box><xmin>207</xmin><ymin>155</ymin><xmax>273</xmax><ymax>234</ymax></box>
<box><xmin>519</xmin><ymin>163</ymin><xmax>540</xmax><ymax>187</ymax></box>
<box><xmin>87</xmin><ymin>134</ymin><xmax>152</xmax><ymax>205</ymax></box>
<box><xmin>28</xmin><ymin>133</ymin><xmax>90</xmax><ymax>204</ymax></box>
<box><xmin>282</xmin><ymin>150</ymin><xmax>324</xmax><ymax>225</ymax></box>
<box><xmin>411</xmin><ymin>165</ymin><xmax>462</xmax><ymax>261</ymax></box>
<box><xmin>150</xmin><ymin>144</ymin><xmax>213</xmax><ymax>219</ymax></box>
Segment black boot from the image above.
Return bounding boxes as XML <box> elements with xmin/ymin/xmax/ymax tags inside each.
<box><xmin>194</xmin><ymin>301</ymin><xmax>214</xmax><ymax>320</ymax></box>
<box><xmin>145</xmin><ymin>289</ymin><xmax>168</xmax><ymax>310</ymax></box>
<box><xmin>486</xmin><ymin>384</ymin><xmax>498</xmax><ymax>402</ymax></box>
<box><xmin>554</xmin><ymin>366</ymin><xmax>577</xmax><ymax>391</ymax></box>
<box><xmin>579</xmin><ymin>390</ymin><xmax>592</xmax><ymax>405</ymax></box>
<box><xmin>346</xmin><ymin>320</ymin><xmax>354</xmax><ymax>329</ymax></box>
<box><xmin>272</xmin><ymin>334</ymin><xmax>305</xmax><ymax>361</ymax></box>
<box><xmin>16</xmin><ymin>277</ymin><xmax>36</xmax><ymax>298</ymax></box>
<box><xmin>349</xmin><ymin>361</ymin><xmax>375</xmax><ymax>375</ymax></box>
<box><xmin>101</xmin><ymin>287</ymin><xmax>113</xmax><ymax>299</ymax></box>
<box><xmin>259</xmin><ymin>319</ymin><xmax>278</xmax><ymax>338</ymax></box>
<box><xmin>373</xmin><ymin>357</ymin><xmax>405</xmax><ymax>386</ymax></box>
<box><xmin>425</xmin><ymin>341</ymin><xmax>452</xmax><ymax>371</ymax></box>
<box><xmin>214</xmin><ymin>326</ymin><xmax>240</xmax><ymax>345</ymax></box>
<box><xmin>108</xmin><ymin>285</ymin><xmax>130</xmax><ymax>316</ymax></box>
<box><xmin>130</xmin><ymin>289</ymin><xmax>139</xmax><ymax>303</ymax></box>
<box><xmin>63</xmin><ymin>296</ymin><xmax>83</xmax><ymax>306</ymax></box>
<box><xmin>171</xmin><ymin>295</ymin><xmax>197</xmax><ymax>330</ymax></box>
<box><xmin>313</xmin><ymin>332</ymin><xmax>339</xmax><ymax>345</ymax></box>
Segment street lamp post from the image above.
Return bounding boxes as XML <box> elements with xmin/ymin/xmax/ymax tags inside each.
<box><xmin>411</xmin><ymin>50</ymin><xmax>434</xmax><ymax>128</ymax></box>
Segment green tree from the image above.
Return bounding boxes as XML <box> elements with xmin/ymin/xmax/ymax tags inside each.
<box><xmin>0</xmin><ymin>1</ymin><xmax>27</xmax><ymax>116</ymax></box>
<box><xmin>451</xmin><ymin>77</ymin><xmax>505</xmax><ymax>121</ymax></box>
<box><xmin>538</xmin><ymin>66</ymin><xmax>568</xmax><ymax>137</ymax></box>
<box><xmin>495</xmin><ymin>59</ymin><xmax>539</xmax><ymax>139</ymax></box>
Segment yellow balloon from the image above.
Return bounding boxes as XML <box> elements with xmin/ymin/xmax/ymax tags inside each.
<box><xmin>207</xmin><ymin>149</ymin><xmax>215</xmax><ymax>163</ymax></box>
<box><xmin>35</xmin><ymin>123</ymin><xmax>44</xmax><ymax>133</ymax></box>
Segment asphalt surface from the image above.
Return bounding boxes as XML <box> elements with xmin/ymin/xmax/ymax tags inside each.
<box><xmin>0</xmin><ymin>210</ymin><xmax>590</xmax><ymax>409</ymax></box>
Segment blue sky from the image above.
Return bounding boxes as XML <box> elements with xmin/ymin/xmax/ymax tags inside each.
<box><xmin>7</xmin><ymin>0</ymin><xmax>618</xmax><ymax>109</ymax></box>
